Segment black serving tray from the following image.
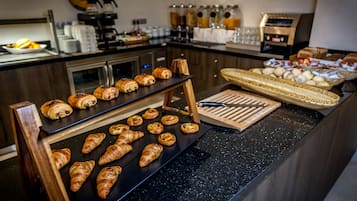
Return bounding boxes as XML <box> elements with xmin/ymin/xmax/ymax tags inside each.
<box><xmin>51</xmin><ymin>107</ymin><xmax>210</xmax><ymax>201</ymax></box>
<box><xmin>40</xmin><ymin>74</ymin><xmax>191</xmax><ymax>135</ymax></box>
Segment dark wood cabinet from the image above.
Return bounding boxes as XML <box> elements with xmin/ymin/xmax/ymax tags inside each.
<box><xmin>0</xmin><ymin>61</ymin><xmax>69</xmax><ymax>148</ymax></box>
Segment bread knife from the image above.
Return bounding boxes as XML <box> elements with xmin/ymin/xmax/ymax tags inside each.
<box><xmin>198</xmin><ymin>101</ymin><xmax>265</xmax><ymax>108</ymax></box>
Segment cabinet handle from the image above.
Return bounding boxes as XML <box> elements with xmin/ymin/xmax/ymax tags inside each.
<box><xmin>180</xmin><ymin>53</ymin><xmax>185</xmax><ymax>57</ymax></box>
<box><xmin>214</xmin><ymin>59</ymin><xmax>219</xmax><ymax>63</ymax></box>
<box><xmin>107</xmin><ymin>64</ymin><xmax>114</xmax><ymax>86</ymax></box>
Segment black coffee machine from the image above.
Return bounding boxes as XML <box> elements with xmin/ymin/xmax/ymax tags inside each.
<box><xmin>78</xmin><ymin>0</ymin><xmax>120</xmax><ymax>50</ymax></box>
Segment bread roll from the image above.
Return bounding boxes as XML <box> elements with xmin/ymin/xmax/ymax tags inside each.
<box><xmin>115</xmin><ymin>79</ymin><xmax>139</xmax><ymax>93</ymax></box>
<box><xmin>93</xmin><ymin>86</ymin><xmax>119</xmax><ymax>101</ymax></box>
<box><xmin>68</xmin><ymin>93</ymin><xmax>97</xmax><ymax>109</ymax></box>
<box><xmin>40</xmin><ymin>99</ymin><xmax>73</xmax><ymax>120</ymax></box>
<box><xmin>134</xmin><ymin>74</ymin><xmax>156</xmax><ymax>86</ymax></box>
<box><xmin>297</xmin><ymin>49</ymin><xmax>314</xmax><ymax>59</ymax></box>
<box><xmin>152</xmin><ymin>67</ymin><xmax>173</xmax><ymax>79</ymax></box>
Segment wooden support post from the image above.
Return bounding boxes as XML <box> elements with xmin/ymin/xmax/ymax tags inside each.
<box><xmin>10</xmin><ymin>102</ymin><xmax>69</xmax><ymax>201</ymax></box>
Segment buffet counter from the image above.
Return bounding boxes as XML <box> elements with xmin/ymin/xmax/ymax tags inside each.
<box><xmin>122</xmin><ymin>83</ymin><xmax>357</xmax><ymax>201</ymax></box>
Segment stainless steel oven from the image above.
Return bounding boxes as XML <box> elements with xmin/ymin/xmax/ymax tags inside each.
<box><xmin>66</xmin><ymin>55</ymin><xmax>139</xmax><ymax>94</ymax></box>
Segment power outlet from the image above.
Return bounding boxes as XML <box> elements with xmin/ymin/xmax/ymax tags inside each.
<box><xmin>132</xmin><ymin>18</ymin><xmax>147</xmax><ymax>25</ymax></box>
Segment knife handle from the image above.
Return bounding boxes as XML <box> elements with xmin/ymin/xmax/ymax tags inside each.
<box><xmin>198</xmin><ymin>102</ymin><xmax>225</xmax><ymax>107</ymax></box>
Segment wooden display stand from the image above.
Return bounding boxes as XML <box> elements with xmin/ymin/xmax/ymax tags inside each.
<box><xmin>9</xmin><ymin>59</ymin><xmax>199</xmax><ymax>201</ymax></box>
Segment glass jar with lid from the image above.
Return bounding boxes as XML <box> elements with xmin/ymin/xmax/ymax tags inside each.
<box><xmin>169</xmin><ymin>4</ymin><xmax>179</xmax><ymax>29</ymax></box>
<box><xmin>186</xmin><ymin>4</ymin><xmax>197</xmax><ymax>28</ymax></box>
<box><xmin>197</xmin><ymin>5</ymin><xmax>210</xmax><ymax>28</ymax></box>
<box><xmin>209</xmin><ymin>4</ymin><xmax>224</xmax><ymax>28</ymax></box>
<box><xmin>223</xmin><ymin>5</ymin><xmax>242</xmax><ymax>30</ymax></box>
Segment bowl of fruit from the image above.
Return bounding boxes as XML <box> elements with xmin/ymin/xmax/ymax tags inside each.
<box><xmin>2</xmin><ymin>38</ymin><xmax>47</xmax><ymax>54</ymax></box>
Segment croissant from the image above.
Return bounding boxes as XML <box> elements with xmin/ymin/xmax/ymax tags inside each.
<box><xmin>152</xmin><ymin>67</ymin><xmax>173</xmax><ymax>79</ymax></box>
<box><xmin>69</xmin><ymin>160</ymin><xmax>95</xmax><ymax>192</ymax></box>
<box><xmin>93</xmin><ymin>85</ymin><xmax>119</xmax><ymax>101</ymax></box>
<box><xmin>139</xmin><ymin>143</ymin><xmax>163</xmax><ymax>167</ymax></box>
<box><xmin>98</xmin><ymin>143</ymin><xmax>133</xmax><ymax>166</ymax></box>
<box><xmin>115</xmin><ymin>130</ymin><xmax>144</xmax><ymax>144</ymax></box>
<box><xmin>52</xmin><ymin>148</ymin><xmax>71</xmax><ymax>170</ymax></box>
<box><xmin>96</xmin><ymin>166</ymin><xmax>122</xmax><ymax>199</ymax></box>
<box><xmin>68</xmin><ymin>93</ymin><xmax>97</xmax><ymax>109</ymax></box>
<box><xmin>134</xmin><ymin>74</ymin><xmax>156</xmax><ymax>86</ymax></box>
<box><xmin>81</xmin><ymin>133</ymin><xmax>106</xmax><ymax>154</ymax></box>
<box><xmin>115</xmin><ymin>79</ymin><xmax>139</xmax><ymax>93</ymax></box>
<box><xmin>40</xmin><ymin>99</ymin><xmax>73</xmax><ymax>120</ymax></box>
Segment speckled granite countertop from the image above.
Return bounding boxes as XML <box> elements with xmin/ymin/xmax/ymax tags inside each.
<box><xmin>122</xmin><ymin>83</ymin><xmax>351</xmax><ymax>201</ymax></box>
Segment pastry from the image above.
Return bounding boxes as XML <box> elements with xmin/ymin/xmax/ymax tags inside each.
<box><xmin>139</xmin><ymin>143</ymin><xmax>163</xmax><ymax>167</ymax></box>
<box><xmin>98</xmin><ymin>143</ymin><xmax>133</xmax><ymax>166</ymax></box>
<box><xmin>115</xmin><ymin>79</ymin><xmax>139</xmax><ymax>93</ymax></box>
<box><xmin>81</xmin><ymin>133</ymin><xmax>106</xmax><ymax>154</ymax></box>
<box><xmin>134</xmin><ymin>74</ymin><xmax>156</xmax><ymax>86</ymax></box>
<box><xmin>142</xmin><ymin>108</ymin><xmax>159</xmax><ymax>120</ymax></box>
<box><xmin>52</xmin><ymin>148</ymin><xmax>71</xmax><ymax>170</ymax></box>
<box><xmin>93</xmin><ymin>85</ymin><xmax>119</xmax><ymax>101</ymax></box>
<box><xmin>96</xmin><ymin>166</ymin><xmax>122</xmax><ymax>199</ymax></box>
<box><xmin>147</xmin><ymin>122</ymin><xmax>164</xmax><ymax>135</ymax></box>
<box><xmin>157</xmin><ymin>132</ymin><xmax>176</xmax><ymax>146</ymax></box>
<box><xmin>109</xmin><ymin>124</ymin><xmax>130</xmax><ymax>135</ymax></box>
<box><xmin>127</xmin><ymin>115</ymin><xmax>143</xmax><ymax>126</ymax></box>
<box><xmin>160</xmin><ymin>115</ymin><xmax>179</xmax><ymax>125</ymax></box>
<box><xmin>69</xmin><ymin>160</ymin><xmax>95</xmax><ymax>192</ymax></box>
<box><xmin>115</xmin><ymin>130</ymin><xmax>144</xmax><ymax>144</ymax></box>
<box><xmin>40</xmin><ymin>99</ymin><xmax>73</xmax><ymax>120</ymax></box>
<box><xmin>68</xmin><ymin>93</ymin><xmax>97</xmax><ymax>109</ymax></box>
<box><xmin>152</xmin><ymin>67</ymin><xmax>173</xmax><ymax>79</ymax></box>
<box><xmin>180</xmin><ymin>122</ymin><xmax>200</xmax><ymax>134</ymax></box>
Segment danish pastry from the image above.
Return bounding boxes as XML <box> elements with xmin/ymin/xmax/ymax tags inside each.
<box><xmin>68</xmin><ymin>93</ymin><xmax>97</xmax><ymax>109</ymax></box>
<box><xmin>180</xmin><ymin>122</ymin><xmax>199</xmax><ymax>134</ymax></box>
<box><xmin>40</xmin><ymin>99</ymin><xmax>73</xmax><ymax>120</ymax></box>
<box><xmin>160</xmin><ymin>115</ymin><xmax>179</xmax><ymax>125</ymax></box>
<box><xmin>134</xmin><ymin>74</ymin><xmax>156</xmax><ymax>86</ymax></box>
<box><xmin>147</xmin><ymin>122</ymin><xmax>164</xmax><ymax>135</ymax></box>
<box><xmin>96</xmin><ymin>166</ymin><xmax>122</xmax><ymax>199</ymax></box>
<box><xmin>127</xmin><ymin>115</ymin><xmax>143</xmax><ymax>126</ymax></box>
<box><xmin>152</xmin><ymin>67</ymin><xmax>173</xmax><ymax>79</ymax></box>
<box><xmin>139</xmin><ymin>143</ymin><xmax>163</xmax><ymax>167</ymax></box>
<box><xmin>115</xmin><ymin>78</ymin><xmax>139</xmax><ymax>93</ymax></box>
<box><xmin>98</xmin><ymin>143</ymin><xmax>132</xmax><ymax>166</ymax></box>
<box><xmin>142</xmin><ymin>108</ymin><xmax>159</xmax><ymax>120</ymax></box>
<box><xmin>157</xmin><ymin>132</ymin><xmax>176</xmax><ymax>146</ymax></box>
<box><xmin>93</xmin><ymin>85</ymin><xmax>119</xmax><ymax>101</ymax></box>
<box><xmin>52</xmin><ymin>148</ymin><xmax>71</xmax><ymax>170</ymax></box>
<box><xmin>69</xmin><ymin>160</ymin><xmax>95</xmax><ymax>192</ymax></box>
<box><xmin>109</xmin><ymin>124</ymin><xmax>130</xmax><ymax>135</ymax></box>
<box><xmin>115</xmin><ymin>130</ymin><xmax>144</xmax><ymax>144</ymax></box>
<box><xmin>81</xmin><ymin>133</ymin><xmax>106</xmax><ymax>154</ymax></box>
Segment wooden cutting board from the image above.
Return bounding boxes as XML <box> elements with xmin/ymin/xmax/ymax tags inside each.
<box><xmin>197</xmin><ymin>89</ymin><xmax>281</xmax><ymax>131</ymax></box>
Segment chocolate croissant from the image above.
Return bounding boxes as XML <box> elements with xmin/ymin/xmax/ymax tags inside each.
<box><xmin>152</xmin><ymin>67</ymin><xmax>173</xmax><ymax>79</ymax></box>
<box><xmin>93</xmin><ymin>86</ymin><xmax>119</xmax><ymax>101</ymax></box>
<box><xmin>40</xmin><ymin>99</ymin><xmax>73</xmax><ymax>120</ymax></box>
<box><xmin>115</xmin><ymin>79</ymin><xmax>139</xmax><ymax>93</ymax></box>
<box><xmin>52</xmin><ymin>148</ymin><xmax>71</xmax><ymax>170</ymax></box>
<box><xmin>96</xmin><ymin>166</ymin><xmax>122</xmax><ymax>199</ymax></box>
<box><xmin>115</xmin><ymin>130</ymin><xmax>144</xmax><ymax>144</ymax></box>
<box><xmin>81</xmin><ymin>133</ymin><xmax>106</xmax><ymax>154</ymax></box>
<box><xmin>98</xmin><ymin>143</ymin><xmax>133</xmax><ymax>166</ymax></box>
<box><xmin>134</xmin><ymin>74</ymin><xmax>156</xmax><ymax>86</ymax></box>
<box><xmin>68</xmin><ymin>93</ymin><xmax>97</xmax><ymax>109</ymax></box>
<box><xmin>69</xmin><ymin>160</ymin><xmax>95</xmax><ymax>192</ymax></box>
<box><xmin>139</xmin><ymin>143</ymin><xmax>163</xmax><ymax>167</ymax></box>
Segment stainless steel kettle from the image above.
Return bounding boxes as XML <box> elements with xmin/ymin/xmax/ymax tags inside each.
<box><xmin>86</xmin><ymin>0</ymin><xmax>103</xmax><ymax>14</ymax></box>
<box><xmin>102</xmin><ymin>0</ymin><xmax>118</xmax><ymax>14</ymax></box>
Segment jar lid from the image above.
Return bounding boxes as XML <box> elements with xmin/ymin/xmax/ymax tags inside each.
<box><xmin>169</xmin><ymin>4</ymin><xmax>177</xmax><ymax>8</ymax></box>
<box><xmin>187</xmin><ymin>4</ymin><xmax>196</xmax><ymax>8</ymax></box>
<box><xmin>179</xmin><ymin>4</ymin><xmax>187</xmax><ymax>8</ymax></box>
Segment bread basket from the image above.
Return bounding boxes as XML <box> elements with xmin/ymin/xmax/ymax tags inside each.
<box><xmin>221</xmin><ymin>68</ymin><xmax>340</xmax><ymax>110</ymax></box>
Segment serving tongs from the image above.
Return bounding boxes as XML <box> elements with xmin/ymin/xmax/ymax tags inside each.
<box><xmin>198</xmin><ymin>101</ymin><xmax>265</xmax><ymax>108</ymax></box>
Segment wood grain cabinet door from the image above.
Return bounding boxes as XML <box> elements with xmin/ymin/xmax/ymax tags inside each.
<box><xmin>0</xmin><ymin>61</ymin><xmax>69</xmax><ymax>148</ymax></box>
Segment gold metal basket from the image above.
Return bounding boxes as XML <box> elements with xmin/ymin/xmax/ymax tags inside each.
<box><xmin>221</xmin><ymin>68</ymin><xmax>340</xmax><ymax>110</ymax></box>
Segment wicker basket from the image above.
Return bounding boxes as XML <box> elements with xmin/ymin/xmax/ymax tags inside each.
<box><xmin>221</xmin><ymin>68</ymin><xmax>340</xmax><ymax>110</ymax></box>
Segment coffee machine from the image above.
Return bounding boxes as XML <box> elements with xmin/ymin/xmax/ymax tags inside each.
<box><xmin>77</xmin><ymin>0</ymin><xmax>120</xmax><ymax>50</ymax></box>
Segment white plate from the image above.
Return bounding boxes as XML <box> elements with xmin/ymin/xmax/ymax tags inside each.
<box><xmin>2</xmin><ymin>44</ymin><xmax>47</xmax><ymax>54</ymax></box>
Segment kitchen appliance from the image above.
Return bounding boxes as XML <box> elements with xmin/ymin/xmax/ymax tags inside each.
<box><xmin>260</xmin><ymin>13</ymin><xmax>314</xmax><ymax>57</ymax></box>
